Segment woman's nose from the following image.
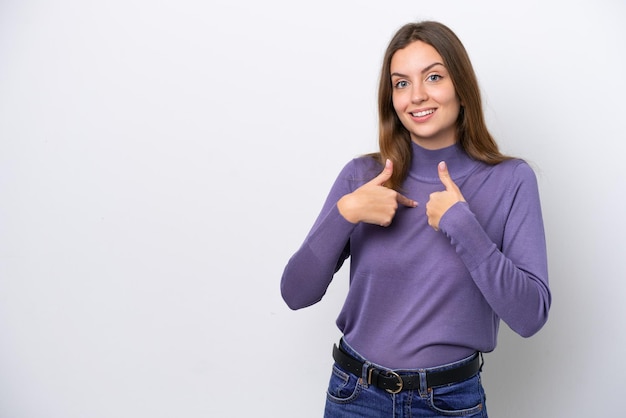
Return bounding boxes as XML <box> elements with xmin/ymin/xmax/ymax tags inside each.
<box><xmin>411</xmin><ymin>84</ymin><xmax>427</xmax><ymax>104</ymax></box>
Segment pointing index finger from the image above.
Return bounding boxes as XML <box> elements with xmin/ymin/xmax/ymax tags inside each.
<box><xmin>396</xmin><ymin>192</ymin><xmax>418</xmax><ymax>208</ymax></box>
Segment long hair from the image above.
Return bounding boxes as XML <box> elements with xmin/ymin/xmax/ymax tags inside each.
<box><xmin>375</xmin><ymin>21</ymin><xmax>510</xmax><ymax>191</ymax></box>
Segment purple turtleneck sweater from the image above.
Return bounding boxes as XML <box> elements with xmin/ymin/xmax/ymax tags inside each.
<box><xmin>281</xmin><ymin>142</ymin><xmax>551</xmax><ymax>369</ymax></box>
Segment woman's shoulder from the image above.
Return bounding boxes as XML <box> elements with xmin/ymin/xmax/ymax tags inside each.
<box><xmin>491</xmin><ymin>158</ymin><xmax>540</xmax><ymax>188</ymax></box>
<box><xmin>338</xmin><ymin>154</ymin><xmax>382</xmax><ymax>181</ymax></box>
<box><xmin>495</xmin><ymin>158</ymin><xmax>537</xmax><ymax>176</ymax></box>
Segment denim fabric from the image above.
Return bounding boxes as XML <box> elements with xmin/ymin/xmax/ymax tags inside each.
<box><xmin>324</xmin><ymin>340</ymin><xmax>487</xmax><ymax>417</ymax></box>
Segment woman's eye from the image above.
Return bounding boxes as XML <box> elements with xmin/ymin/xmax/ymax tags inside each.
<box><xmin>427</xmin><ymin>74</ymin><xmax>442</xmax><ymax>82</ymax></box>
<box><xmin>394</xmin><ymin>80</ymin><xmax>409</xmax><ymax>89</ymax></box>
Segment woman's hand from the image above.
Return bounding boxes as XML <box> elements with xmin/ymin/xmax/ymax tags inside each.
<box><xmin>337</xmin><ymin>159</ymin><xmax>418</xmax><ymax>227</ymax></box>
<box><xmin>426</xmin><ymin>161</ymin><xmax>465</xmax><ymax>231</ymax></box>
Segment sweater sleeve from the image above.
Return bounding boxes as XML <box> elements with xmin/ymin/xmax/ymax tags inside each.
<box><xmin>280</xmin><ymin>161</ymin><xmax>360</xmax><ymax>310</ymax></box>
<box><xmin>439</xmin><ymin>162</ymin><xmax>551</xmax><ymax>337</ymax></box>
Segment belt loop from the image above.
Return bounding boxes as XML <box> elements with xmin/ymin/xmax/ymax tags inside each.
<box><xmin>418</xmin><ymin>370</ymin><xmax>428</xmax><ymax>397</ymax></box>
<box><xmin>361</xmin><ymin>361</ymin><xmax>372</xmax><ymax>388</ymax></box>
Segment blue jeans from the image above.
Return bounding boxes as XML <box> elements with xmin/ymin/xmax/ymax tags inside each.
<box><xmin>324</xmin><ymin>340</ymin><xmax>487</xmax><ymax>417</ymax></box>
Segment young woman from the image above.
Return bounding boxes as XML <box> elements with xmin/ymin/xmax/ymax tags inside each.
<box><xmin>281</xmin><ymin>21</ymin><xmax>551</xmax><ymax>417</ymax></box>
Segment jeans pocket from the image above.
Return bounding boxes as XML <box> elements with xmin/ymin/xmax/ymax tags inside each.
<box><xmin>427</xmin><ymin>374</ymin><xmax>486</xmax><ymax>417</ymax></box>
<box><xmin>326</xmin><ymin>364</ymin><xmax>362</xmax><ymax>404</ymax></box>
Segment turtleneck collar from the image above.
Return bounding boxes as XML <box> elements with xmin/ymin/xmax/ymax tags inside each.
<box><xmin>408</xmin><ymin>141</ymin><xmax>478</xmax><ymax>183</ymax></box>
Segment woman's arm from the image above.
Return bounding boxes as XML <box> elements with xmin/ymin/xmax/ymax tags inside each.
<box><xmin>280</xmin><ymin>162</ymin><xmax>358</xmax><ymax>310</ymax></box>
<box><xmin>438</xmin><ymin>162</ymin><xmax>551</xmax><ymax>336</ymax></box>
<box><xmin>280</xmin><ymin>158</ymin><xmax>417</xmax><ymax>310</ymax></box>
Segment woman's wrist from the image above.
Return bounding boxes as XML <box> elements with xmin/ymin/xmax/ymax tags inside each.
<box><xmin>337</xmin><ymin>194</ymin><xmax>360</xmax><ymax>224</ymax></box>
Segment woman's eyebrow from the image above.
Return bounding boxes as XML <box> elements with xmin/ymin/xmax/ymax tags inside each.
<box><xmin>421</xmin><ymin>62</ymin><xmax>445</xmax><ymax>73</ymax></box>
<box><xmin>390</xmin><ymin>62</ymin><xmax>446</xmax><ymax>78</ymax></box>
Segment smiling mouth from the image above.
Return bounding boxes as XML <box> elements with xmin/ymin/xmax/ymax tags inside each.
<box><xmin>411</xmin><ymin>109</ymin><xmax>435</xmax><ymax>117</ymax></box>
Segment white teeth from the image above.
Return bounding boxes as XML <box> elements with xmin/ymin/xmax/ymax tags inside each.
<box><xmin>412</xmin><ymin>109</ymin><xmax>434</xmax><ymax>117</ymax></box>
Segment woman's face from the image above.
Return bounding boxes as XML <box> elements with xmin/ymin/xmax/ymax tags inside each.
<box><xmin>390</xmin><ymin>40</ymin><xmax>461</xmax><ymax>150</ymax></box>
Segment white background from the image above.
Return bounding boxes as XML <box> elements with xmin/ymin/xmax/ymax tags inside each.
<box><xmin>1</xmin><ymin>0</ymin><xmax>625</xmax><ymax>417</ymax></box>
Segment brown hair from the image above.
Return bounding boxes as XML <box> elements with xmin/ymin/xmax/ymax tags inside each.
<box><xmin>375</xmin><ymin>21</ymin><xmax>510</xmax><ymax>190</ymax></box>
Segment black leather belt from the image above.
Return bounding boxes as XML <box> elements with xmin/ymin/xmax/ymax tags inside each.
<box><xmin>332</xmin><ymin>343</ymin><xmax>482</xmax><ymax>394</ymax></box>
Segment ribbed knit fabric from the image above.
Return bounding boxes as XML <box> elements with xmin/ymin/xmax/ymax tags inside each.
<box><xmin>281</xmin><ymin>141</ymin><xmax>550</xmax><ymax>369</ymax></box>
